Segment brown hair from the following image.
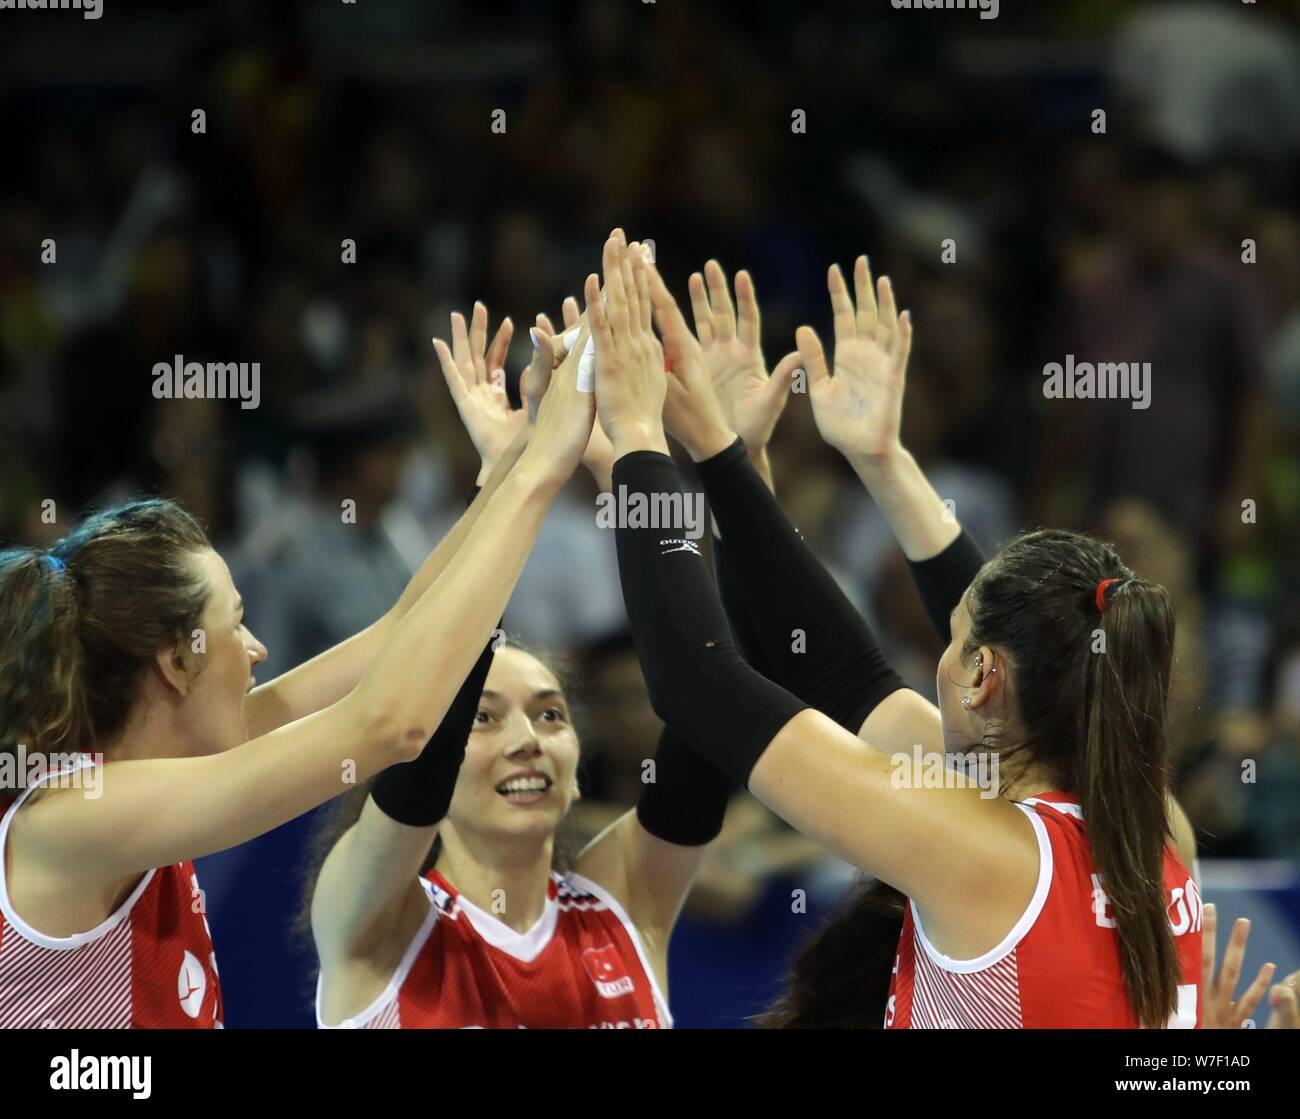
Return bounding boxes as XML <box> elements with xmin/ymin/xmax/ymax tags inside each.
<box><xmin>764</xmin><ymin>528</ymin><xmax>1180</xmax><ymax>1028</ymax></box>
<box><xmin>0</xmin><ymin>499</ymin><xmax>212</xmax><ymax>759</ymax></box>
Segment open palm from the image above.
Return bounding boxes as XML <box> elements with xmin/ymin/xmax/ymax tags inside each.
<box><xmin>798</xmin><ymin>257</ymin><xmax>913</xmax><ymax>461</ymax></box>
<box><xmin>689</xmin><ymin>262</ymin><xmax>799</xmax><ymax>454</ymax></box>
<box><xmin>433</xmin><ymin>302</ymin><xmax>520</xmax><ymax>471</ymax></box>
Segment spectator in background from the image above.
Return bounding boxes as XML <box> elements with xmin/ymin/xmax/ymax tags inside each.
<box><xmin>244</xmin><ymin>378</ymin><xmax>417</xmax><ymax>678</ymax></box>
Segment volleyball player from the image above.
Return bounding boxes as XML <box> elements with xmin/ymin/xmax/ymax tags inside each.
<box><xmin>596</xmin><ymin>235</ymin><xmax>1202</xmax><ymax>1028</ymax></box>
<box><xmin>676</xmin><ymin>257</ymin><xmax>1208</xmax><ymax>1025</ymax></box>
<box><xmin>305</xmin><ymin>267</ymin><xmax>730</xmax><ymax>1028</ymax></box>
<box><xmin>0</xmin><ymin>310</ymin><xmax>596</xmax><ymax>1028</ymax></box>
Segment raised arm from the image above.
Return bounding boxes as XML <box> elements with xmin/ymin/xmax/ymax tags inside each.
<box><xmin>244</xmin><ymin>305</ymin><xmax>521</xmax><ymax>738</ymax></box>
<box><xmin>590</xmin><ymin>238</ymin><xmax>1038</xmax><ymax>952</ymax></box>
<box><xmin>311</xmin><ymin>634</ymin><xmax>496</xmax><ymax>1023</ymax></box>
<box><xmin>651</xmin><ymin>260</ymin><xmax>938</xmax><ymax>754</ymax></box>
<box><xmin>20</xmin><ymin>327</ymin><xmax>596</xmax><ymax>886</ymax></box>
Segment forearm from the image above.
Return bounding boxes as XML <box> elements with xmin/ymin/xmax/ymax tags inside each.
<box><xmin>699</xmin><ymin>438</ymin><xmax>904</xmax><ymax>733</ymax></box>
<box><xmin>246</xmin><ymin>433</ymin><xmax>527</xmax><ymax>737</ymax></box>
<box><xmin>312</xmin><ymin>797</ymin><xmax>436</xmax><ymax>965</ymax></box>
<box><xmin>612</xmin><ymin>449</ymin><xmax>806</xmax><ymax>787</ymax></box>
<box><xmin>392</xmin><ymin>429</ymin><xmax>529</xmax><ymax>622</ymax></box>
<box><xmin>354</xmin><ymin>460</ymin><xmax>555</xmax><ymax>741</ymax></box>
<box><xmin>846</xmin><ymin>447</ymin><xmax>960</xmax><ymax>562</ymax></box>
<box><xmin>370</xmin><ymin>637</ymin><xmax>495</xmax><ymax>827</ymax></box>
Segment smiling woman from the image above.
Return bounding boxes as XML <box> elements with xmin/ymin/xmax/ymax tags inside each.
<box><xmin>0</xmin><ymin>306</ymin><xmax>595</xmax><ymax>1028</ymax></box>
<box><xmin>298</xmin><ymin>271</ymin><xmax>733</xmax><ymax>1029</ymax></box>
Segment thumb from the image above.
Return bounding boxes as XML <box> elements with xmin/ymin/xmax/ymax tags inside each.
<box><xmin>794</xmin><ymin>326</ymin><xmax>830</xmax><ymax>390</ymax></box>
<box><xmin>768</xmin><ymin>351</ymin><xmax>801</xmax><ymax>404</ymax></box>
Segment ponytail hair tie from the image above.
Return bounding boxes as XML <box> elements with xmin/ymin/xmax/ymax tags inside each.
<box><xmin>1095</xmin><ymin>577</ymin><xmax>1123</xmax><ymax>615</ymax></box>
<box><xmin>43</xmin><ymin>553</ymin><xmax>67</xmax><ymax>575</ymax></box>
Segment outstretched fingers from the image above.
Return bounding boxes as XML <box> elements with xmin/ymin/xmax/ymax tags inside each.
<box><xmin>853</xmin><ymin>255</ymin><xmax>878</xmax><ymax>337</ymax></box>
<box><xmin>895</xmin><ymin>309</ymin><xmax>914</xmax><ymax>373</ymax></box>
<box><xmin>562</xmin><ymin>295</ymin><xmax>581</xmax><ymax>329</ymax></box>
<box><xmin>647</xmin><ymin>261</ymin><xmax>691</xmax><ymax>347</ymax></box>
<box><xmin>450</xmin><ymin>311</ymin><xmax>474</xmax><ymax>381</ymax></box>
<box><xmin>876</xmin><ymin>275</ymin><xmax>900</xmax><ymax>350</ymax></box>
<box><xmin>586</xmin><ymin>270</ymin><xmax>613</xmax><ymax>360</ymax></box>
<box><xmin>688</xmin><ymin>272</ymin><xmax>715</xmax><ymax>348</ymax></box>
<box><xmin>828</xmin><ymin>263</ymin><xmax>857</xmax><ymax>346</ymax></box>
<box><xmin>735</xmin><ymin>269</ymin><xmax>761</xmax><ymax>352</ymax></box>
<box><xmin>603</xmin><ymin>236</ymin><xmax>631</xmax><ymax>347</ymax></box>
<box><xmin>703</xmin><ymin>260</ymin><xmax>737</xmax><ymax>343</ymax></box>
<box><xmin>432</xmin><ymin>337</ymin><xmax>466</xmax><ymax>401</ymax></box>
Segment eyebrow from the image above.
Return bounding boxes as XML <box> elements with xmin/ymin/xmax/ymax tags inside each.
<box><xmin>480</xmin><ymin>689</ymin><xmax>565</xmax><ymax>703</ymax></box>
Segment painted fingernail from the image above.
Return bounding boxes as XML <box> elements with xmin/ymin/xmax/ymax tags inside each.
<box><xmin>528</xmin><ymin>328</ymin><xmax>540</xmax><ymax>349</ymax></box>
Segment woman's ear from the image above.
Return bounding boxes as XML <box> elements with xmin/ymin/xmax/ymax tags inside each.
<box><xmin>154</xmin><ymin>640</ymin><xmax>194</xmax><ymax>697</ymax></box>
<box><xmin>969</xmin><ymin>644</ymin><xmax>1002</xmax><ymax>710</ymax></box>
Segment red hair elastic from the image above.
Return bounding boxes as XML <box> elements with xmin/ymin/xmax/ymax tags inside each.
<box><xmin>1095</xmin><ymin>577</ymin><xmax>1122</xmax><ymax>614</ymax></box>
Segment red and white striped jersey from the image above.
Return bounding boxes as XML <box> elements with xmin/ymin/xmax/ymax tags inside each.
<box><xmin>318</xmin><ymin>869</ymin><xmax>670</xmax><ymax>1029</ymax></box>
<box><xmin>0</xmin><ymin>758</ymin><xmax>223</xmax><ymax>1029</ymax></box>
<box><xmin>886</xmin><ymin>792</ymin><xmax>1202</xmax><ymax>1029</ymax></box>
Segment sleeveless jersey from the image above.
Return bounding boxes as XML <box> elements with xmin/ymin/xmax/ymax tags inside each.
<box><xmin>886</xmin><ymin>792</ymin><xmax>1202</xmax><ymax>1029</ymax></box>
<box><xmin>317</xmin><ymin>869</ymin><xmax>670</xmax><ymax>1029</ymax></box>
<box><xmin>0</xmin><ymin>758</ymin><xmax>223</xmax><ymax>1028</ymax></box>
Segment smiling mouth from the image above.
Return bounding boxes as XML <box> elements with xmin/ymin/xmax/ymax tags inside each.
<box><xmin>495</xmin><ymin>776</ymin><xmax>552</xmax><ymax>804</ymax></box>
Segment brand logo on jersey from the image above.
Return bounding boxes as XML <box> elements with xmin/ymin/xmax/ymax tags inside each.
<box><xmin>177</xmin><ymin>950</ymin><xmax>207</xmax><ymax>1018</ymax></box>
<box><xmin>581</xmin><ymin>945</ymin><xmax>635</xmax><ymax>999</ymax></box>
<box><xmin>659</xmin><ymin>538</ymin><xmax>701</xmax><ymax>556</ymax></box>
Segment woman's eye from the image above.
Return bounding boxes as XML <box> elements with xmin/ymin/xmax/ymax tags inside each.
<box><xmin>540</xmin><ymin>707</ymin><xmax>566</xmax><ymax>724</ymax></box>
<box><xmin>473</xmin><ymin>710</ymin><xmax>492</xmax><ymax>726</ymax></box>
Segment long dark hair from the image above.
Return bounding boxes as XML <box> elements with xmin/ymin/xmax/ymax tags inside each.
<box><xmin>0</xmin><ymin>500</ymin><xmax>211</xmax><ymax>760</ymax></box>
<box><xmin>764</xmin><ymin>528</ymin><xmax>1179</xmax><ymax>1028</ymax></box>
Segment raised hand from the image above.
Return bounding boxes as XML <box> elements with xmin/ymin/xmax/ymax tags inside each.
<box><xmin>517</xmin><ymin>309</ymin><xmax>596</xmax><ymax>489</ymax></box>
<box><xmin>647</xmin><ymin>261</ymin><xmax>737</xmax><ymax>463</ymax></box>
<box><xmin>533</xmin><ymin>297</ymin><xmax>615</xmax><ymax>489</ymax></box>
<box><xmin>1201</xmin><ymin>903</ymin><xmax>1277</xmax><ymax>1029</ymax></box>
<box><xmin>796</xmin><ymin>256</ymin><xmax>913</xmax><ymax>462</ymax></box>
<box><xmin>590</xmin><ymin>236</ymin><xmax>669</xmax><ymax>459</ymax></box>
<box><xmin>689</xmin><ymin>262</ymin><xmax>799</xmax><ymax>456</ymax></box>
<box><xmin>1267</xmin><ymin>970</ymin><xmax>1299</xmax><ymax>1029</ymax></box>
<box><xmin>433</xmin><ymin>303</ymin><xmax>520</xmax><ymax>479</ymax></box>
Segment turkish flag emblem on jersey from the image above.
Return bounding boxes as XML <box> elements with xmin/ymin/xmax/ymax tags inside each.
<box><xmin>582</xmin><ymin>945</ymin><xmax>636</xmax><ymax>999</ymax></box>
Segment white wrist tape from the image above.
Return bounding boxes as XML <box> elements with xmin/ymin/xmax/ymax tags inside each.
<box><xmin>560</xmin><ymin>325</ymin><xmax>596</xmax><ymax>394</ymax></box>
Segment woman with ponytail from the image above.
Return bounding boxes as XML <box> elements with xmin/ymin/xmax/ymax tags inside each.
<box><xmin>0</xmin><ymin>303</ymin><xmax>597</xmax><ymax>1028</ymax></box>
<box><xmin>596</xmin><ymin>237</ymin><xmax>1201</xmax><ymax>1028</ymax></box>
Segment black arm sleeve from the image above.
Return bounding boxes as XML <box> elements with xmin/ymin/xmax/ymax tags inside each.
<box><xmin>613</xmin><ymin>451</ymin><xmax>808</xmax><ymax>788</ymax></box>
<box><xmin>370</xmin><ymin>484</ymin><xmax>496</xmax><ymax>827</ymax></box>
<box><xmin>369</xmin><ymin>637</ymin><xmax>495</xmax><ymax>827</ymax></box>
<box><xmin>636</xmin><ymin>725</ymin><xmax>733</xmax><ymax>846</ymax></box>
<box><xmin>697</xmin><ymin>438</ymin><xmax>905</xmax><ymax>733</ymax></box>
<box><xmin>906</xmin><ymin>529</ymin><xmax>986</xmax><ymax>642</ymax></box>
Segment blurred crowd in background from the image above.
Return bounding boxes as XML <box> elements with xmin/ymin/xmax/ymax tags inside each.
<box><xmin>2</xmin><ymin>0</ymin><xmax>1300</xmax><ymax>966</ymax></box>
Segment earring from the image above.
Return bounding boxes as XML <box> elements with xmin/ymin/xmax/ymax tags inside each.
<box><xmin>975</xmin><ymin>654</ymin><xmax>983</xmax><ymax>668</ymax></box>
<box><xmin>962</xmin><ymin>696</ymin><xmax>972</xmax><ymax>710</ymax></box>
